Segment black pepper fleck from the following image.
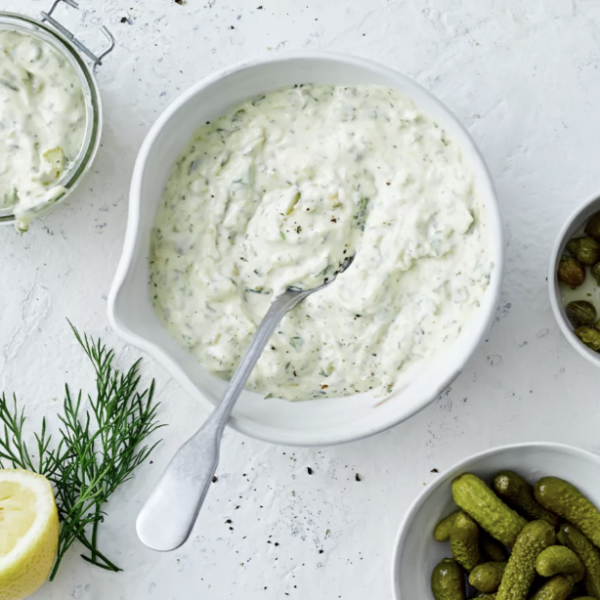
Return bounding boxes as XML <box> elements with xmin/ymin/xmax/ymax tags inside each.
<box><xmin>431</xmin><ymin>468</ymin><xmax>439</xmax><ymax>473</ymax></box>
<box><xmin>307</xmin><ymin>467</ymin><xmax>313</xmax><ymax>475</ymax></box>
<box><xmin>355</xmin><ymin>473</ymin><xmax>362</xmax><ymax>482</ymax></box>
<box><xmin>212</xmin><ymin>475</ymin><xmax>218</xmax><ymax>483</ymax></box>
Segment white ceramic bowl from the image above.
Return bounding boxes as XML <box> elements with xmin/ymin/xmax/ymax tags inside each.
<box><xmin>108</xmin><ymin>52</ymin><xmax>504</xmax><ymax>447</ymax></box>
<box><xmin>391</xmin><ymin>442</ymin><xmax>600</xmax><ymax>599</ymax></box>
<box><xmin>549</xmin><ymin>192</ymin><xmax>600</xmax><ymax>367</ymax></box>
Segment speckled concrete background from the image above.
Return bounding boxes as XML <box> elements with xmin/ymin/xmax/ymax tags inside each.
<box><xmin>3</xmin><ymin>0</ymin><xmax>600</xmax><ymax>598</ymax></box>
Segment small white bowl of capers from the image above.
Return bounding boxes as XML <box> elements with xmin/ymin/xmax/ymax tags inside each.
<box><xmin>549</xmin><ymin>192</ymin><xmax>600</xmax><ymax>366</ymax></box>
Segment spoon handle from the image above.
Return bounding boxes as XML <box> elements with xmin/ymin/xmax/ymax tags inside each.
<box><xmin>136</xmin><ymin>289</ymin><xmax>311</xmax><ymax>551</ymax></box>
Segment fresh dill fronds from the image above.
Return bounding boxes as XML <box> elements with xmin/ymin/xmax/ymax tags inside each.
<box><xmin>0</xmin><ymin>323</ymin><xmax>164</xmax><ymax>580</ymax></box>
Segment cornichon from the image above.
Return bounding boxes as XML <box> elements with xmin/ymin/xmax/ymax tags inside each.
<box><xmin>468</xmin><ymin>562</ymin><xmax>506</xmax><ymax>593</ymax></box>
<box><xmin>431</xmin><ymin>558</ymin><xmax>465</xmax><ymax>600</ymax></box>
<box><xmin>535</xmin><ymin>545</ymin><xmax>584</xmax><ymax>582</ymax></box>
<box><xmin>434</xmin><ymin>510</ymin><xmax>461</xmax><ymax>542</ymax></box>
<box><xmin>535</xmin><ymin>477</ymin><xmax>600</xmax><ymax>548</ymax></box>
<box><xmin>496</xmin><ymin>520</ymin><xmax>556</xmax><ymax>600</ymax></box>
<box><xmin>450</xmin><ymin>512</ymin><xmax>482</xmax><ymax>571</ymax></box>
<box><xmin>557</xmin><ymin>523</ymin><xmax>600</xmax><ymax>598</ymax></box>
<box><xmin>451</xmin><ymin>473</ymin><xmax>527</xmax><ymax>547</ymax></box>
<box><xmin>491</xmin><ymin>471</ymin><xmax>559</xmax><ymax>527</ymax></box>
<box><xmin>481</xmin><ymin>532</ymin><xmax>506</xmax><ymax>562</ymax></box>
<box><xmin>529</xmin><ymin>575</ymin><xmax>573</xmax><ymax>600</ymax></box>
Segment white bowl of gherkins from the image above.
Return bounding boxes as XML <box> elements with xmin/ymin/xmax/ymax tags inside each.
<box><xmin>392</xmin><ymin>442</ymin><xmax>600</xmax><ymax>600</ymax></box>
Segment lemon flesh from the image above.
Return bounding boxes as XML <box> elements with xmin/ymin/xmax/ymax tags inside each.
<box><xmin>0</xmin><ymin>469</ymin><xmax>58</xmax><ymax>600</ymax></box>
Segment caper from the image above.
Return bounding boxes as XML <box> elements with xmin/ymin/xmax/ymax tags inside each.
<box><xmin>576</xmin><ymin>237</ymin><xmax>600</xmax><ymax>265</ymax></box>
<box><xmin>566</xmin><ymin>238</ymin><xmax>582</xmax><ymax>256</ymax></box>
<box><xmin>558</xmin><ymin>257</ymin><xmax>586</xmax><ymax>288</ymax></box>
<box><xmin>585</xmin><ymin>211</ymin><xmax>600</xmax><ymax>241</ymax></box>
<box><xmin>566</xmin><ymin>301</ymin><xmax>597</xmax><ymax>328</ymax></box>
<box><xmin>575</xmin><ymin>326</ymin><xmax>600</xmax><ymax>351</ymax></box>
<box><xmin>592</xmin><ymin>263</ymin><xmax>600</xmax><ymax>286</ymax></box>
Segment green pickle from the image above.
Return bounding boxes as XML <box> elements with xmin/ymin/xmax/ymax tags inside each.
<box><xmin>496</xmin><ymin>520</ymin><xmax>556</xmax><ymax>600</ymax></box>
<box><xmin>431</xmin><ymin>558</ymin><xmax>465</xmax><ymax>600</ymax></box>
<box><xmin>529</xmin><ymin>575</ymin><xmax>573</xmax><ymax>600</ymax></box>
<box><xmin>434</xmin><ymin>510</ymin><xmax>461</xmax><ymax>542</ymax></box>
<box><xmin>468</xmin><ymin>562</ymin><xmax>506</xmax><ymax>593</ymax></box>
<box><xmin>535</xmin><ymin>477</ymin><xmax>600</xmax><ymax>548</ymax></box>
<box><xmin>491</xmin><ymin>471</ymin><xmax>559</xmax><ymax>527</ymax></box>
<box><xmin>535</xmin><ymin>545</ymin><xmax>584</xmax><ymax>582</ymax></box>
<box><xmin>557</xmin><ymin>523</ymin><xmax>600</xmax><ymax>598</ymax></box>
<box><xmin>451</xmin><ymin>473</ymin><xmax>527</xmax><ymax>547</ymax></box>
<box><xmin>450</xmin><ymin>512</ymin><xmax>482</xmax><ymax>571</ymax></box>
<box><xmin>430</xmin><ymin>472</ymin><xmax>600</xmax><ymax>600</ymax></box>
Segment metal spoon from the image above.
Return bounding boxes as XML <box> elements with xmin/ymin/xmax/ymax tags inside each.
<box><xmin>136</xmin><ymin>255</ymin><xmax>355</xmax><ymax>551</ymax></box>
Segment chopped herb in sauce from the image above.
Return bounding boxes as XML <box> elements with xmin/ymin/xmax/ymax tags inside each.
<box><xmin>150</xmin><ymin>84</ymin><xmax>493</xmax><ymax>401</ymax></box>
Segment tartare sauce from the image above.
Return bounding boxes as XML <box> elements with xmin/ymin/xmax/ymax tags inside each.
<box><xmin>150</xmin><ymin>84</ymin><xmax>494</xmax><ymax>401</ymax></box>
<box><xmin>0</xmin><ymin>30</ymin><xmax>86</xmax><ymax>217</ymax></box>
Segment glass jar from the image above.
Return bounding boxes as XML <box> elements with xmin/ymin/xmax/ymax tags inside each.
<box><xmin>0</xmin><ymin>0</ymin><xmax>114</xmax><ymax>228</ymax></box>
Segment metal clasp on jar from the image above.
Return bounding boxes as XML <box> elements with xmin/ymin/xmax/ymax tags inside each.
<box><xmin>41</xmin><ymin>0</ymin><xmax>115</xmax><ymax>71</ymax></box>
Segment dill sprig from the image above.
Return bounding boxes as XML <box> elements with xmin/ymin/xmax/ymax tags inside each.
<box><xmin>0</xmin><ymin>323</ymin><xmax>164</xmax><ymax>580</ymax></box>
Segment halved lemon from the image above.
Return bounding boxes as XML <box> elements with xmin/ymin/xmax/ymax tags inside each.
<box><xmin>0</xmin><ymin>469</ymin><xmax>58</xmax><ymax>600</ymax></box>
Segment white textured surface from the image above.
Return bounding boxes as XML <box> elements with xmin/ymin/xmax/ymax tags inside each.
<box><xmin>2</xmin><ymin>0</ymin><xmax>600</xmax><ymax>598</ymax></box>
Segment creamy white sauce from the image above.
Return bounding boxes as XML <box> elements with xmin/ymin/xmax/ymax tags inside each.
<box><xmin>150</xmin><ymin>84</ymin><xmax>493</xmax><ymax>401</ymax></box>
<box><xmin>0</xmin><ymin>30</ymin><xmax>87</xmax><ymax>218</ymax></box>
